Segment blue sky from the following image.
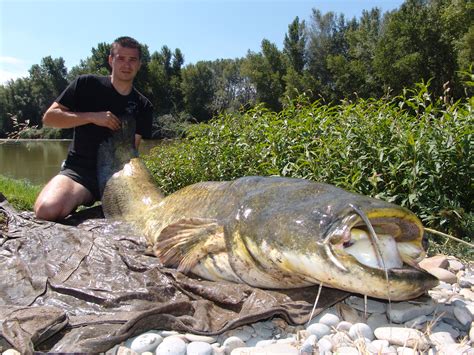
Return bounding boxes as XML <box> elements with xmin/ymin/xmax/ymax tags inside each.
<box><xmin>0</xmin><ymin>0</ymin><xmax>404</xmax><ymax>84</ymax></box>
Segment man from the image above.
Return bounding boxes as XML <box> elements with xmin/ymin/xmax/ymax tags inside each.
<box><xmin>34</xmin><ymin>36</ymin><xmax>153</xmax><ymax>221</ymax></box>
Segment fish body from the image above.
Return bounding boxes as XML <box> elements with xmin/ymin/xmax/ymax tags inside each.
<box><xmin>98</xmin><ymin>120</ymin><xmax>438</xmax><ymax>301</ymax></box>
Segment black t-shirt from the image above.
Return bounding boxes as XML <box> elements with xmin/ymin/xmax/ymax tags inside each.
<box><xmin>56</xmin><ymin>74</ymin><xmax>153</xmax><ymax>169</ymax></box>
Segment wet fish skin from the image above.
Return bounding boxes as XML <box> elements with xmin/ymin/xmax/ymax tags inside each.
<box><xmin>98</xmin><ymin>121</ymin><xmax>439</xmax><ymax>301</ymax></box>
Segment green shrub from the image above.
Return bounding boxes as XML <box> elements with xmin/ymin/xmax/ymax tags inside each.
<box><xmin>144</xmin><ymin>83</ymin><xmax>473</xmax><ymax>250</ymax></box>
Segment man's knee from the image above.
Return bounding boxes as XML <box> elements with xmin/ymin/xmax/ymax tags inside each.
<box><xmin>34</xmin><ymin>198</ymin><xmax>69</xmax><ymax>221</ymax></box>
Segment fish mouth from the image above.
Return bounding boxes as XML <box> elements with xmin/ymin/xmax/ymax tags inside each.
<box><xmin>320</xmin><ymin>205</ymin><xmax>439</xmax><ymax>299</ymax></box>
<box><xmin>326</xmin><ymin>205</ymin><xmax>429</xmax><ymax>273</ymax></box>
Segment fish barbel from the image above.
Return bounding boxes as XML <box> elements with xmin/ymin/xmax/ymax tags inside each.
<box><xmin>97</xmin><ymin>119</ymin><xmax>438</xmax><ymax>301</ymax></box>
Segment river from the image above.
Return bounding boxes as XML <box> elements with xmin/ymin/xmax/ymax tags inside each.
<box><xmin>0</xmin><ymin>139</ymin><xmax>161</xmax><ymax>185</ymax></box>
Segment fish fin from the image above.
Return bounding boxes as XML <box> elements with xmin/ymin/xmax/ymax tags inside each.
<box><xmin>154</xmin><ymin>218</ymin><xmax>226</xmax><ymax>273</ymax></box>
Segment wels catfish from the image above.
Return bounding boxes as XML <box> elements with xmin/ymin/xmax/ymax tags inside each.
<box><xmin>97</xmin><ymin>117</ymin><xmax>438</xmax><ymax>301</ymax></box>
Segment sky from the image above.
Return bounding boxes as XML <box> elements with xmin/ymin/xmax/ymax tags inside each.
<box><xmin>0</xmin><ymin>0</ymin><xmax>405</xmax><ymax>84</ymax></box>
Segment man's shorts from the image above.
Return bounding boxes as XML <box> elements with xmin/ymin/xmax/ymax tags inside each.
<box><xmin>58</xmin><ymin>160</ymin><xmax>101</xmax><ymax>202</ymax></box>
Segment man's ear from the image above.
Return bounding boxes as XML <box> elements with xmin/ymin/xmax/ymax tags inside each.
<box><xmin>108</xmin><ymin>55</ymin><xmax>113</xmax><ymax>67</ymax></box>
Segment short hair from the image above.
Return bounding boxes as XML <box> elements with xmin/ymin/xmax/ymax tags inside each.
<box><xmin>110</xmin><ymin>36</ymin><xmax>142</xmax><ymax>60</ymax></box>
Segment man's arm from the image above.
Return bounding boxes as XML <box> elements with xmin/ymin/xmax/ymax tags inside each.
<box><xmin>43</xmin><ymin>102</ymin><xmax>121</xmax><ymax>131</ymax></box>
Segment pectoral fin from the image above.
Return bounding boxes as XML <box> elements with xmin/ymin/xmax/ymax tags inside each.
<box><xmin>154</xmin><ymin>218</ymin><xmax>226</xmax><ymax>273</ymax></box>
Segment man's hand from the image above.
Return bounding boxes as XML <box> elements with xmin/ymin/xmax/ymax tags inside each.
<box><xmin>90</xmin><ymin>111</ymin><xmax>121</xmax><ymax>131</ymax></box>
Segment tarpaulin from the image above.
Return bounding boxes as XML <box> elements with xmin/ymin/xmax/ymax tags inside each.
<box><xmin>0</xmin><ymin>194</ymin><xmax>348</xmax><ymax>353</ymax></box>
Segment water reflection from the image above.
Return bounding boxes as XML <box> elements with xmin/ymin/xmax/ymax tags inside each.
<box><xmin>0</xmin><ymin>139</ymin><xmax>161</xmax><ymax>185</ymax></box>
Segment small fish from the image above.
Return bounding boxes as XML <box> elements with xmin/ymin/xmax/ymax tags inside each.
<box><xmin>98</xmin><ymin>119</ymin><xmax>438</xmax><ymax>301</ymax></box>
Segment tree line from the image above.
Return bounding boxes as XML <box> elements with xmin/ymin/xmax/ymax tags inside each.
<box><xmin>0</xmin><ymin>0</ymin><xmax>472</xmax><ymax>139</ymax></box>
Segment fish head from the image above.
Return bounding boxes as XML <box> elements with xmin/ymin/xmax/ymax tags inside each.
<box><xmin>319</xmin><ymin>199</ymin><xmax>439</xmax><ymax>301</ymax></box>
<box><xmin>232</xmin><ymin>178</ymin><xmax>438</xmax><ymax>300</ymax></box>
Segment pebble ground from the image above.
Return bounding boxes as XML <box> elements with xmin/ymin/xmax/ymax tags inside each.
<box><xmin>2</xmin><ymin>255</ymin><xmax>472</xmax><ymax>355</ymax></box>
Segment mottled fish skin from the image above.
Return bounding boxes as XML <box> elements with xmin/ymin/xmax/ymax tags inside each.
<box><xmin>98</xmin><ymin>118</ymin><xmax>438</xmax><ymax>301</ymax></box>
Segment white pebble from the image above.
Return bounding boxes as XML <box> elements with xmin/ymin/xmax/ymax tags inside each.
<box><xmin>300</xmin><ymin>334</ymin><xmax>317</xmax><ymax>354</ymax></box>
<box><xmin>184</xmin><ymin>334</ymin><xmax>217</xmax><ymax>344</ymax></box>
<box><xmin>116</xmin><ymin>347</ymin><xmax>138</xmax><ymax>355</ymax></box>
<box><xmin>276</xmin><ymin>335</ymin><xmax>296</xmax><ymax>345</ymax></box>
<box><xmin>367</xmin><ymin>339</ymin><xmax>390</xmax><ymax>353</ymax></box>
<box><xmin>306</xmin><ymin>323</ymin><xmax>331</xmax><ymax>338</ymax></box>
<box><xmin>330</xmin><ymin>331</ymin><xmax>353</xmax><ymax>347</ymax></box>
<box><xmin>186</xmin><ymin>341</ymin><xmax>212</xmax><ymax>355</ymax></box>
<box><xmin>156</xmin><ymin>336</ymin><xmax>187</xmax><ymax>355</ymax></box>
<box><xmin>222</xmin><ymin>336</ymin><xmax>246</xmax><ymax>353</ymax></box>
<box><xmin>231</xmin><ymin>343</ymin><xmax>298</xmax><ymax>355</ymax></box>
<box><xmin>374</xmin><ymin>327</ymin><xmax>429</xmax><ymax>351</ymax></box>
<box><xmin>224</xmin><ymin>328</ymin><xmax>252</xmax><ymax>342</ymax></box>
<box><xmin>333</xmin><ymin>346</ymin><xmax>359</xmax><ymax>354</ymax></box>
<box><xmin>447</xmin><ymin>258</ymin><xmax>465</xmax><ymax>273</ymax></box>
<box><xmin>130</xmin><ymin>332</ymin><xmax>163</xmax><ymax>353</ymax></box>
<box><xmin>310</xmin><ymin>307</ymin><xmax>338</xmax><ymax>324</ymax></box>
<box><xmin>348</xmin><ymin>323</ymin><xmax>374</xmax><ymax>341</ymax></box>
<box><xmin>459</xmin><ymin>275</ymin><xmax>474</xmax><ymax>288</ymax></box>
<box><xmin>254</xmin><ymin>339</ymin><xmax>275</xmax><ymax>347</ymax></box>
<box><xmin>429</xmin><ymin>331</ymin><xmax>456</xmax><ymax>345</ymax></box>
<box><xmin>396</xmin><ymin>347</ymin><xmax>418</xmax><ymax>355</ymax></box>
<box><xmin>317</xmin><ymin>336</ymin><xmax>333</xmax><ymax>353</ymax></box>
<box><xmin>335</xmin><ymin>321</ymin><xmax>352</xmax><ymax>331</ymax></box>
<box><xmin>2</xmin><ymin>350</ymin><xmax>21</xmax><ymax>355</ymax></box>
<box><xmin>460</xmin><ymin>288</ymin><xmax>474</xmax><ymax>301</ymax></box>
<box><xmin>437</xmin><ymin>343</ymin><xmax>473</xmax><ymax>354</ymax></box>
<box><xmin>318</xmin><ymin>313</ymin><xmax>340</xmax><ymax>328</ymax></box>
<box><xmin>352</xmin><ymin>337</ymin><xmax>370</xmax><ymax>350</ymax></box>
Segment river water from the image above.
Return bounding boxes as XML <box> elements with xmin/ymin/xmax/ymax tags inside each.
<box><xmin>0</xmin><ymin>139</ymin><xmax>161</xmax><ymax>185</ymax></box>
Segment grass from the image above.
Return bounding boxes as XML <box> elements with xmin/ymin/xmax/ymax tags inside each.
<box><xmin>0</xmin><ymin>175</ymin><xmax>41</xmax><ymax>211</ymax></box>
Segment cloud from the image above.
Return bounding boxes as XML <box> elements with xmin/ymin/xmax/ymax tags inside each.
<box><xmin>0</xmin><ymin>56</ymin><xmax>29</xmax><ymax>84</ymax></box>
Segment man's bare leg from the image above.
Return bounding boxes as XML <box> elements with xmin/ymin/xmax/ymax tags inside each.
<box><xmin>34</xmin><ymin>175</ymin><xmax>94</xmax><ymax>221</ymax></box>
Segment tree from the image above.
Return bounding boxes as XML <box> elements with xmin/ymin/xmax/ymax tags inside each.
<box><xmin>210</xmin><ymin>59</ymin><xmax>256</xmax><ymax>114</ymax></box>
<box><xmin>147</xmin><ymin>46</ymin><xmax>185</xmax><ymax>115</ymax></box>
<box><xmin>374</xmin><ymin>0</ymin><xmax>458</xmax><ymax>97</ymax></box>
<box><xmin>283</xmin><ymin>17</ymin><xmax>307</xmax><ymax>74</ymax></box>
<box><xmin>306</xmin><ymin>10</ymin><xmax>350</xmax><ymax>101</ymax></box>
<box><xmin>181</xmin><ymin>61</ymin><xmax>215</xmax><ymax>121</ymax></box>
<box><xmin>0</xmin><ymin>86</ymin><xmax>9</xmax><ymax>137</ymax></box>
<box><xmin>1</xmin><ymin>78</ymin><xmax>38</xmax><ymax>131</ymax></box>
<box><xmin>438</xmin><ymin>0</ymin><xmax>473</xmax><ymax>96</ymax></box>
<box><xmin>242</xmin><ymin>39</ymin><xmax>286</xmax><ymax>111</ymax></box>
<box><xmin>69</xmin><ymin>42</ymin><xmax>111</xmax><ymax>79</ymax></box>
<box><xmin>282</xmin><ymin>17</ymin><xmax>313</xmax><ymax>101</ymax></box>
<box><xmin>326</xmin><ymin>9</ymin><xmax>383</xmax><ymax>99</ymax></box>
<box><xmin>29</xmin><ymin>56</ymin><xmax>69</xmax><ymax>125</ymax></box>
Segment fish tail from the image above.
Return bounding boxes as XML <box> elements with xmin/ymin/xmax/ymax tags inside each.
<box><xmin>97</xmin><ymin>113</ymin><xmax>138</xmax><ymax>197</ymax></box>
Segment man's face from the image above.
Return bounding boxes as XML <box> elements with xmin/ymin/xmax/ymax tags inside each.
<box><xmin>109</xmin><ymin>44</ymin><xmax>141</xmax><ymax>82</ymax></box>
